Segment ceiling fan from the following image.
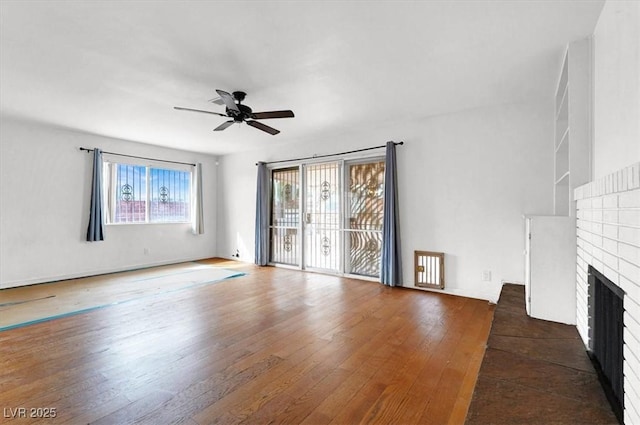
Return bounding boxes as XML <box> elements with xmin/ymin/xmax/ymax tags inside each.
<box><xmin>174</xmin><ymin>90</ymin><xmax>294</xmax><ymax>135</ymax></box>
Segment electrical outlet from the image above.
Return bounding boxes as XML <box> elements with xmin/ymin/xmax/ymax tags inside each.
<box><xmin>482</xmin><ymin>270</ymin><xmax>491</xmax><ymax>281</ymax></box>
<box><xmin>143</xmin><ymin>247</ymin><xmax>150</xmax><ymax>255</ymax></box>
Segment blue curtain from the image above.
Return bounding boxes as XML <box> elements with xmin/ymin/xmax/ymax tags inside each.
<box><xmin>86</xmin><ymin>148</ymin><xmax>104</xmax><ymax>242</ymax></box>
<box><xmin>381</xmin><ymin>142</ymin><xmax>402</xmax><ymax>286</ymax></box>
<box><xmin>255</xmin><ymin>162</ymin><xmax>269</xmax><ymax>265</ymax></box>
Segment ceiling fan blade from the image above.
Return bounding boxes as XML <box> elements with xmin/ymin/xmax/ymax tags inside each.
<box><xmin>214</xmin><ymin>120</ymin><xmax>235</xmax><ymax>131</ymax></box>
<box><xmin>174</xmin><ymin>106</ymin><xmax>227</xmax><ymax>117</ymax></box>
<box><xmin>246</xmin><ymin>120</ymin><xmax>280</xmax><ymax>135</ymax></box>
<box><xmin>252</xmin><ymin>110</ymin><xmax>295</xmax><ymax>120</ymax></box>
<box><xmin>208</xmin><ymin>97</ymin><xmax>225</xmax><ymax>106</ymax></box>
<box><xmin>215</xmin><ymin>89</ymin><xmax>240</xmax><ymax>112</ymax></box>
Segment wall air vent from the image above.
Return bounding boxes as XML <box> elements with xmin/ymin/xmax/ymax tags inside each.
<box><xmin>415</xmin><ymin>251</ymin><xmax>444</xmax><ymax>289</ymax></box>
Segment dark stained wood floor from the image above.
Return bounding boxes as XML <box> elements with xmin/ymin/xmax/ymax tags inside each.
<box><xmin>0</xmin><ymin>259</ymin><xmax>494</xmax><ymax>424</ymax></box>
<box><xmin>466</xmin><ymin>284</ymin><xmax>618</xmax><ymax>425</ymax></box>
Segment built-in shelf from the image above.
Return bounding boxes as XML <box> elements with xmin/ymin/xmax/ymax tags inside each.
<box><xmin>554</xmin><ymin>49</ymin><xmax>570</xmax><ymax>216</ymax></box>
<box><xmin>555</xmin><ymin>132</ymin><xmax>568</xmax><ymax>169</ymax></box>
<box><xmin>526</xmin><ymin>38</ymin><xmax>591</xmax><ymax>331</ymax></box>
<box><xmin>555</xmin><ymin>171</ymin><xmax>570</xmax><ymax>185</ymax></box>
<box><xmin>556</xmin><ymin>83</ymin><xmax>569</xmax><ymax>120</ymax></box>
<box><xmin>555</xmin><ymin>127</ymin><xmax>569</xmax><ymax>152</ymax></box>
<box><xmin>553</xmin><ymin>40</ymin><xmax>591</xmax><ymax>217</ymax></box>
<box><xmin>555</xmin><ymin>53</ymin><xmax>569</xmax><ymax>111</ymax></box>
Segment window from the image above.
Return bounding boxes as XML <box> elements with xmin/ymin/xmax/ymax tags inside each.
<box><xmin>149</xmin><ymin>167</ymin><xmax>191</xmax><ymax>223</ymax></box>
<box><xmin>113</xmin><ymin>164</ymin><xmax>147</xmax><ymax>223</ymax></box>
<box><xmin>104</xmin><ymin>161</ymin><xmax>191</xmax><ymax>224</ymax></box>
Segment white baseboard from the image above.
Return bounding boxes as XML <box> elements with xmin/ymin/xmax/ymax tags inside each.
<box><xmin>0</xmin><ymin>256</ymin><xmax>216</xmax><ymax>289</ymax></box>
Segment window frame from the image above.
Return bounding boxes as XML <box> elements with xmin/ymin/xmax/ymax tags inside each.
<box><xmin>102</xmin><ymin>156</ymin><xmax>193</xmax><ymax>226</ymax></box>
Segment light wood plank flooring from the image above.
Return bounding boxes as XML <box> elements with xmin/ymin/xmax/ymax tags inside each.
<box><xmin>0</xmin><ymin>259</ymin><xmax>495</xmax><ymax>424</ymax></box>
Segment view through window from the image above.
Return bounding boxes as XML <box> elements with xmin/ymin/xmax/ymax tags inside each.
<box><xmin>105</xmin><ymin>162</ymin><xmax>191</xmax><ymax>224</ymax></box>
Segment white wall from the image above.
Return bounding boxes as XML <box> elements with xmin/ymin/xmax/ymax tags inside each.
<box><xmin>593</xmin><ymin>0</ymin><xmax>640</xmax><ymax>179</ymax></box>
<box><xmin>217</xmin><ymin>100</ymin><xmax>553</xmax><ymax>302</ymax></box>
<box><xmin>0</xmin><ymin>115</ymin><xmax>218</xmax><ymax>288</ymax></box>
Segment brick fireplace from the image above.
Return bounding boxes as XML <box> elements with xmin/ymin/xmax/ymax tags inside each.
<box><xmin>575</xmin><ymin>162</ymin><xmax>640</xmax><ymax>424</ymax></box>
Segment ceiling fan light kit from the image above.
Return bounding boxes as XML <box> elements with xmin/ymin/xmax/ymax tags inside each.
<box><xmin>175</xmin><ymin>89</ymin><xmax>294</xmax><ymax>135</ymax></box>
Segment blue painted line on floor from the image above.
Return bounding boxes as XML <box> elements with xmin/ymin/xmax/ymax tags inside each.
<box><xmin>129</xmin><ymin>263</ymin><xmax>222</xmax><ymax>282</ymax></box>
<box><xmin>0</xmin><ymin>270</ymin><xmax>246</xmax><ymax>332</ymax></box>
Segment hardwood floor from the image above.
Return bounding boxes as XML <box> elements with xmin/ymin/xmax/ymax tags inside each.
<box><xmin>0</xmin><ymin>259</ymin><xmax>495</xmax><ymax>424</ymax></box>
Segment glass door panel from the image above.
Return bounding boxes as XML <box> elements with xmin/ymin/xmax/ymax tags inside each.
<box><xmin>345</xmin><ymin>160</ymin><xmax>385</xmax><ymax>277</ymax></box>
<box><xmin>304</xmin><ymin>162</ymin><xmax>341</xmax><ymax>272</ymax></box>
<box><xmin>270</xmin><ymin>167</ymin><xmax>300</xmax><ymax>265</ymax></box>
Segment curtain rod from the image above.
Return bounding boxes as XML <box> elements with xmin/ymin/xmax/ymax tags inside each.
<box><xmin>255</xmin><ymin>141</ymin><xmax>403</xmax><ymax>166</ymax></box>
<box><xmin>79</xmin><ymin>147</ymin><xmax>196</xmax><ymax>167</ymax></box>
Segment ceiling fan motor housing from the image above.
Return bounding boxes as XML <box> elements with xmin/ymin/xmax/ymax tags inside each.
<box><xmin>229</xmin><ymin>103</ymin><xmax>253</xmax><ymax>122</ymax></box>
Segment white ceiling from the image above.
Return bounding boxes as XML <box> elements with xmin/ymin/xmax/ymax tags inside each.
<box><xmin>0</xmin><ymin>0</ymin><xmax>604</xmax><ymax>156</ymax></box>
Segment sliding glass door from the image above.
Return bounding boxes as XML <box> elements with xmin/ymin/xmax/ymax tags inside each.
<box><xmin>344</xmin><ymin>160</ymin><xmax>385</xmax><ymax>277</ymax></box>
<box><xmin>269</xmin><ymin>158</ymin><xmax>384</xmax><ymax>278</ymax></box>
<box><xmin>304</xmin><ymin>162</ymin><xmax>341</xmax><ymax>272</ymax></box>
<box><xmin>270</xmin><ymin>167</ymin><xmax>300</xmax><ymax>265</ymax></box>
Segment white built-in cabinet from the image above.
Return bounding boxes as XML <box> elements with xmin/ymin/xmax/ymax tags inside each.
<box><xmin>524</xmin><ymin>38</ymin><xmax>592</xmax><ymax>324</ymax></box>
<box><xmin>524</xmin><ymin>215</ymin><xmax>576</xmax><ymax>324</ymax></box>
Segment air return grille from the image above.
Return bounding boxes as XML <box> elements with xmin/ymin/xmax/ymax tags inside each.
<box><xmin>415</xmin><ymin>251</ymin><xmax>444</xmax><ymax>289</ymax></box>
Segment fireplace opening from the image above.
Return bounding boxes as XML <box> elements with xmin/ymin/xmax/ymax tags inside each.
<box><xmin>588</xmin><ymin>265</ymin><xmax>624</xmax><ymax>424</ymax></box>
